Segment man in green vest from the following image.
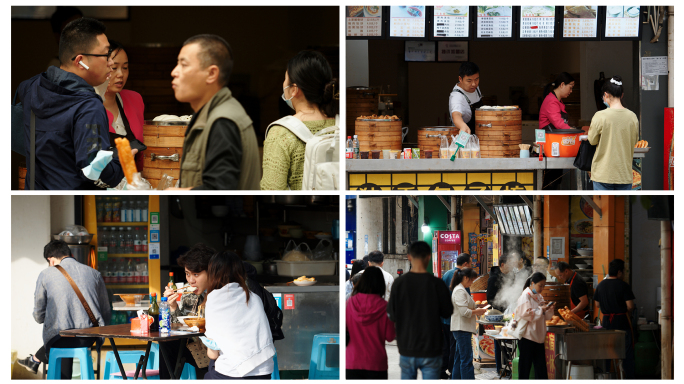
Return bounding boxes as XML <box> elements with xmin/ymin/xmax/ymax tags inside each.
<box><xmin>170</xmin><ymin>34</ymin><xmax>260</xmax><ymax>190</ymax></box>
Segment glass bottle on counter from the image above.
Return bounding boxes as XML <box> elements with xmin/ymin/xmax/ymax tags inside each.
<box><xmin>149</xmin><ymin>293</ymin><xmax>159</xmax><ymax>332</ymax></box>
<box><xmin>104</xmin><ymin>197</ymin><xmax>113</xmax><ymax>222</ymax></box>
<box><xmin>112</xmin><ymin>197</ymin><xmax>121</xmax><ymax>222</ymax></box>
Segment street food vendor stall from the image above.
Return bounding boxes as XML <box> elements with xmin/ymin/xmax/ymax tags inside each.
<box><xmin>345</xmin><ymin>6</ymin><xmax>668</xmax><ymax>190</ymax></box>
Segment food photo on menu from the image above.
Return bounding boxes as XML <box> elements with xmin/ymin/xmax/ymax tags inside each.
<box><xmin>11</xmin><ymin>195</ymin><xmax>342</xmax><ymax>380</ymax></box>
<box><xmin>11</xmin><ymin>5</ymin><xmax>340</xmax><ymax>191</ymax></box>
<box><xmin>345</xmin><ymin>6</ymin><xmax>672</xmax><ymax>191</ymax></box>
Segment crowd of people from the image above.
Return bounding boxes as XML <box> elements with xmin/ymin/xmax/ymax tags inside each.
<box><xmin>346</xmin><ymin>242</ymin><xmax>637</xmax><ymax>380</ymax></box>
<box><xmin>15</xmin><ymin>9</ymin><xmax>338</xmax><ymax>190</ymax></box>
<box><xmin>18</xmin><ymin>240</ymin><xmax>283</xmax><ymax>379</ymax></box>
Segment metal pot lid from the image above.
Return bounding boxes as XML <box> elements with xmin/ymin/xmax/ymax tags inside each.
<box><xmin>419</xmin><ymin>127</ymin><xmax>454</xmax><ymax>131</ymax></box>
<box><xmin>144</xmin><ymin>120</ymin><xmax>189</xmax><ymax>126</ymax></box>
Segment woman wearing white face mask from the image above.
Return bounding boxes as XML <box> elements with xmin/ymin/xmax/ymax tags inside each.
<box><xmin>260</xmin><ymin>50</ymin><xmax>339</xmax><ymax>190</ymax></box>
<box><xmin>587</xmin><ymin>75</ymin><xmax>639</xmax><ymax>190</ymax></box>
<box><xmin>103</xmin><ymin>41</ymin><xmax>146</xmax><ymax>172</ymax></box>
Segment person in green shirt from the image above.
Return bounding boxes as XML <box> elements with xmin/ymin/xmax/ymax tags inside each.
<box><xmin>260</xmin><ymin>50</ymin><xmax>338</xmax><ymax>190</ymax></box>
<box><xmin>587</xmin><ymin>75</ymin><xmax>639</xmax><ymax>190</ymax></box>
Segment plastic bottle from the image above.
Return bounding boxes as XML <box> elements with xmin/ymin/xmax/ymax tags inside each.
<box><xmin>141</xmin><ymin>199</ymin><xmax>148</xmax><ymax>222</ymax></box>
<box><xmin>112</xmin><ymin>197</ymin><xmax>121</xmax><ymax>222</ymax></box>
<box><xmin>353</xmin><ymin>135</ymin><xmax>360</xmax><ymax>159</ymax></box>
<box><xmin>125</xmin><ymin>259</ymin><xmax>132</xmax><ymax>283</ymax></box>
<box><xmin>142</xmin><ymin>227</ymin><xmax>148</xmax><ymax>252</ymax></box>
<box><xmin>134</xmin><ymin>258</ymin><xmax>142</xmax><ymax>283</ymax></box>
<box><xmin>134</xmin><ymin>227</ymin><xmax>142</xmax><ymax>253</ymax></box>
<box><xmin>346</xmin><ymin>136</ymin><xmax>353</xmax><ymax>159</ymax></box>
<box><xmin>104</xmin><ymin>198</ymin><xmax>112</xmax><ymax>222</ymax></box>
<box><xmin>126</xmin><ymin>227</ymin><xmax>134</xmax><ymax>254</ymax></box>
<box><xmin>118</xmin><ymin>227</ymin><xmax>126</xmax><ymax>254</ymax></box>
<box><xmin>159</xmin><ymin>297</ymin><xmax>170</xmax><ymax>333</ymax></box>
<box><xmin>121</xmin><ymin>200</ymin><xmax>128</xmax><ymax>222</ymax></box>
<box><xmin>141</xmin><ymin>259</ymin><xmax>149</xmax><ymax>283</ymax></box>
<box><xmin>96</xmin><ymin>198</ymin><xmax>104</xmax><ymax>222</ymax></box>
<box><xmin>133</xmin><ymin>198</ymin><xmax>142</xmax><ymax>222</ymax></box>
<box><xmin>117</xmin><ymin>258</ymin><xmax>126</xmax><ymax>283</ymax></box>
<box><xmin>126</xmin><ymin>198</ymin><xmax>134</xmax><ymax>223</ymax></box>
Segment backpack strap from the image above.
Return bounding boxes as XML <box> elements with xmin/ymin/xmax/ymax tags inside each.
<box><xmin>265</xmin><ymin>116</ymin><xmax>314</xmax><ymax>143</ymax></box>
<box><xmin>30</xmin><ymin>110</ymin><xmax>35</xmax><ymax>190</ymax></box>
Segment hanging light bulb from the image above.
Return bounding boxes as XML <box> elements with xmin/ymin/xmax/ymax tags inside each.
<box><xmin>421</xmin><ymin>218</ymin><xmax>430</xmax><ymax>233</ymax></box>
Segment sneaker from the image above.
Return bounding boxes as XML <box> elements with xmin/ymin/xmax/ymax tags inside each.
<box><xmin>17</xmin><ymin>355</ymin><xmax>40</xmax><ymax>374</ymax></box>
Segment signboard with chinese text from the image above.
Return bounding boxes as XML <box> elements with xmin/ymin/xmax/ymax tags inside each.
<box><xmin>476</xmin><ymin>6</ymin><xmax>513</xmax><ymax>39</ymax></box>
<box><xmin>561</xmin><ymin>6</ymin><xmax>599</xmax><ymax>40</ymax></box>
<box><xmin>432</xmin><ymin>6</ymin><xmax>470</xmax><ymax>39</ymax></box>
<box><xmin>437</xmin><ymin>41</ymin><xmax>468</xmax><ymax>62</ymax></box>
<box><xmin>389</xmin><ymin>6</ymin><xmax>426</xmax><ymax>38</ymax></box>
<box><xmin>346</xmin><ymin>6</ymin><xmax>384</xmax><ymax>38</ymax></box>
<box><xmin>405</xmin><ymin>41</ymin><xmax>435</xmax><ymax>61</ymax></box>
<box><xmin>603</xmin><ymin>6</ymin><xmax>641</xmax><ymax>39</ymax></box>
<box><xmin>519</xmin><ymin>6</ymin><xmax>557</xmax><ymax>39</ymax></box>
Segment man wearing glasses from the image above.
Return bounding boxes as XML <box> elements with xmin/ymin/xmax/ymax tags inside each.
<box><xmin>17</xmin><ymin>17</ymin><xmax>126</xmax><ymax>189</ymax></box>
<box><xmin>16</xmin><ymin>240</ymin><xmax>109</xmax><ymax>378</ymax></box>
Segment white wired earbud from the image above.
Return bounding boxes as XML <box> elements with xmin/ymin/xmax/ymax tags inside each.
<box><xmin>79</xmin><ymin>60</ymin><xmax>89</xmax><ymax>70</ymax></box>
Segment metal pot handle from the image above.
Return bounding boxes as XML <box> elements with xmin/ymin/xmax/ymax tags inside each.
<box><xmin>426</xmin><ymin>134</ymin><xmax>445</xmax><ymax>138</ymax></box>
<box><xmin>479</xmin><ymin>123</ymin><xmax>492</xmax><ymax>128</ymax></box>
<box><xmin>150</xmin><ymin>153</ymin><xmax>180</xmax><ymax>162</ymax></box>
<box><xmin>402</xmin><ymin>126</ymin><xmax>409</xmax><ymax>142</ymax></box>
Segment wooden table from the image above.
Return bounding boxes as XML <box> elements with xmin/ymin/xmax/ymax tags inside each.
<box><xmin>60</xmin><ymin>324</ymin><xmax>203</xmax><ymax>380</ymax></box>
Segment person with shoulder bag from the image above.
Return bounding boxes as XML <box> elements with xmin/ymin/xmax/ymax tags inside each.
<box><xmin>511</xmin><ymin>272</ymin><xmax>554</xmax><ymax>380</ymax></box>
<box><xmin>449</xmin><ymin>268</ymin><xmax>487</xmax><ymax>379</ymax></box>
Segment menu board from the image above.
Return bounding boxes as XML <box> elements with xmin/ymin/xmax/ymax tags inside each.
<box><xmin>520</xmin><ymin>6</ymin><xmax>556</xmax><ymax>38</ymax></box>
<box><xmin>605</xmin><ymin>6</ymin><xmax>640</xmax><ymax>38</ymax></box>
<box><xmin>433</xmin><ymin>6</ymin><xmax>470</xmax><ymax>38</ymax></box>
<box><xmin>389</xmin><ymin>6</ymin><xmax>426</xmax><ymax>38</ymax></box>
<box><xmin>476</xmin><ymin>6</ymin><xmax>513</xmax><ymax>38</ymax></box>
<box><xmin>346</xmin><ymin>6</ymin><xmax>383</xmax><ymax>37</ymax></box>
<box><xmin>562</xmin><ymin>6</ymin><xmax>598</xmax><ymax>38</ymax></box>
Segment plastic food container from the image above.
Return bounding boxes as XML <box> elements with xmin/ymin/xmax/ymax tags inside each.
<box><xmin>274</xmin><ymin>260</ymin><xmax>336</xmax><ymax>277</ymax></box>
<box><xmin>543</xmin><ymin>128</ymin><xmax>584</xmax><ymax>157</ymax></box>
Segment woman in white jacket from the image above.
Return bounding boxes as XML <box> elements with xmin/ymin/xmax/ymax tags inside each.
<box><xmin>514</xmin><ymin>272</ymin><xmax>554</xmax><ymax>380</ymax></box>
<box><xmin>203</xmin><ymin>251</ymin><xmax>275</xmax><ymax>379</ymax></box>
<box><xmin>449</xmin><ymin>268</ymin><xmax>487</xmax><ymax>379</ymax></box>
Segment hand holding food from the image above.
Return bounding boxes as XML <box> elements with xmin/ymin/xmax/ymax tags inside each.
<box><xmin>114</xmin><ymin>138</ymin><xmax>138</xmax><ymax>184</ymax></box>
<box><xmin>163</xmin><ymin>285</ymin><xmax>179</xmax><ymax>311</ymax></box>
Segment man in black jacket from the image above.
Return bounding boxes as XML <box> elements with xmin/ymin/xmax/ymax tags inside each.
<box><xmin>387</xmin><ymin>241</ymin><xmax>453</xmax><ymax>380</ymax></box>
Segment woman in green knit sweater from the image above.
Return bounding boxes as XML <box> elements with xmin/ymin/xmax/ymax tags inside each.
<box><xmin>260</xmin><ymin>51</ymin><xmax>339</xmax><ymax>190</ymax></box>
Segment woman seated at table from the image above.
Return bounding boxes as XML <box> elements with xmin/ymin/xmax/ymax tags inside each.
<box><xmin>514</xmin><ymin>272</ymin><xmax>554</xmax><ymax>380</ymax></box>
<box><xmin>587</xmin><ymin>75</ymin><xmax>639</xmax><ymax>190</ymax></box>
<box><xmin>203</xmin><ymin>251</ymin><xmax>275</xmax><ymax>379</ymax></box>
<box><xmin>160</xmin><ymin>243</ymin><xmax>214</xmax><ymax>379</ymax></box>
<box><xmin>103</xmin><ymin>41</ymin><xmax>146</xmax><ymax>172</ymax></box>
<box><xmin>449</xmin><ymin>268</ymin><xmax>487</xmax><ymax>379</ymax></box>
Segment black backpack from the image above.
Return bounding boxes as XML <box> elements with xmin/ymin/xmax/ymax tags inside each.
<box><xmin>247</xmin><ymin>279</ymin><xmax>284</xmax><ymax>341</ymax></box>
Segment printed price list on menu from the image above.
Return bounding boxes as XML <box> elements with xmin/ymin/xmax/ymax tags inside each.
<box><xmin>520</xmin><ymin>9</ymin><xmax>555</xmax><ymax>38</ymax></box>
<box><xmin>563</xmin><ymin>17</ymin><xmax>597</xmax><ymax>38</ymax></box>
<box><xmin>391</xmin><ymin>18</ymin><xmax>425</xmax><ymax>37</ymax></box>
<box><xmin>433</xmin><ymin>7</ymin><xmax>469</xmax><ymax>38</ymax></box>
<box><xmin>347</xmin><ymin>17</ymin><xmax>382</xmax><ymax>37</ymax></box>
<box><xmin>477</xmin><ymin>7</ymin><xmax>512</xmax><ymax>38</ymax></box>
<box><xmin>605</xmin><ymin>15</ymin><xmax>639</xmax><ymax>37</ymax></box>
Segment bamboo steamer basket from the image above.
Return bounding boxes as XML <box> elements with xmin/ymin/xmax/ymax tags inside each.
<box><xmin>142</xmin><ymin>120</ymin><xmax>186</xmax><ymax>188</ymax></box>
<box><xmin>475</xmin><ymin>108</ymin><xmax>522</xmax><ymax>158</ymax></box>
<box><xmin>355</xmin><ymin>119</ymin><xmax>403</xmax><ymax>152</ymax></box>
<box><xmin>417</xmin><ymin>126</ymin><xmax>458</xmax><ymax>156</ymax></box>
<box><xmin>347</xmin><ymin>87</ymin><xmax>379</xmax><ymax>137</ymax></box>
<box><xmin>541</xmin><ymin>282</ymin><xmax>571</xmax><ymax>317</ymax></box>
<box><xmin>471</xmin><ymin>273</ymin><xmax>490</xmax><ymax>292</ymax></box>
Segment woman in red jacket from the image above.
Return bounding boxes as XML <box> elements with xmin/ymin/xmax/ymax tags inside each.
<box><xmin>539</xmin><ymin>72</ymin><xmax>575</xmax><ymax>131</ymax></box>
<box><xmin>104</xmin><ymin>41</ymin><xmax>146</xmax><ymax>172</ymax></box>
<box><xmin>346</xmin><ymin>266</ymin><xmax>396</xmax><ymax>380</ymax></box>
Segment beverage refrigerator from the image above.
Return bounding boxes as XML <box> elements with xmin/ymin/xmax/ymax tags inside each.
<box><xmin>431</xmin><ymin>230</ymin><xmax>462</xmax><ymax>278</ymax></box>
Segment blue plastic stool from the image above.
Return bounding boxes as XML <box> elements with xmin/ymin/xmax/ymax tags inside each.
<box><xmin>271</xmin><ymin>352</ymin><xmax>280</xmax><ymax>380</ymax></box>
<box><xmin>179</xmin><ymin>363</ymin><xmax>196</xmax><ymax>380</ymax></box>
<box><xmin>46</xmin><ymin>347</ymin><xmax>95</xmax><ymax>380</ymax></box>
<box><xmin>308</xmin><ymin>333</ymin><xmax>340</xmax><ymax>380</ymax></box>
<box><xmin>104</xmin><ymin>343</ymin><xmax>159</xmax><ymax>380</ymax></box>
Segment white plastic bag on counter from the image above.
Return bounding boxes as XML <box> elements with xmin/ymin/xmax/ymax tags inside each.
<box><xmin>297</xmin><ymin>243</ymin><xmax>313</xmax><ymax>260</ymax></box>
<box><xmin>312</xmin><ymin>239</ymin><xmax>334</xmax><ymax>260</ymax></box>
<box><xmin>440</xmin><ymin>135</ymin><xmax>449</xmax><ymax>159</ymax></box>
<box><xmin>470</xmin><ymin>135</ymin><xmax>481</xmax><ymax>158</ymax></box>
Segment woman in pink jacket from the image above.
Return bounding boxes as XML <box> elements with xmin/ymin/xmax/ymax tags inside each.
<box><xmin>104</xmin><ymin>41</ymin><xmax>146</xmax><ymax>172</ymax></box>
<box><xmin>539</xmin><ymin>72</ymin><xmax>575</xmax><ymax>131</ymax></box>
<box><xmin>514</xmin><ymin>272</ymin><xmax>554</xmax><ymax>380</ymax></box>
<box><xmin>346</xmin><ymin>266</ymin><xmax>396</xmax><ymax>380</ymax></box>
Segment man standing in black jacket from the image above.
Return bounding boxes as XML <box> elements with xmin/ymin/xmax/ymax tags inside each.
<box><xmin>387</xmin><ymin>241</ymin><xmax>453</xmax><ymax>380</ymax></box>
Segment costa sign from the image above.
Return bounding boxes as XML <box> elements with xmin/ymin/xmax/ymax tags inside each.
<box><xmin>439</xmin><ymin>231</ymin><xmax>461</xmax><ymax>244</ymax></box>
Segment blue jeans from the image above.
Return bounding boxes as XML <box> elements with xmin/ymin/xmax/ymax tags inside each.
<box><xmin>593</xmin><ymin>181</ymin><xmax>632</xmax><ymax>190</ymax></box>
<box><xmin>399</xmin><ymin>355</ymin><xmax>442</xmax><ymax>380</ymax></box>
<box><xmin>451</xmin><ymin>331</ymin><xmax>475</xmax><ymax>379</ymax></box>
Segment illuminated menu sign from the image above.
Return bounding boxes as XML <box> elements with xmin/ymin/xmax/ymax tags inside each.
<box><xmin>433</xmin><ymin>6</ymin><xmax>469</xmax><ymax>38</ymax></box>
<box><xmin>520</xmin><ymin>6</ymin><xmax>556</xmax><ymax>38</ymax></box>
<box><xmin>346</xmin><ymin>6</ymin><xmax>383</xmax><ymax>37</ymax></box>
<box><xmin>605</xmin><ymin>6</ymin><xmax>640</xmax><ymax>37</ymax></box>
<box><xmin>562</xmin><ymin>6</ymin><xmax>598</xmax><ymax>38</ymax></box>
<box><xmin>389</xmin><ymin>6</ymin><xmax>426</xmax><ymax>38</ymax></box>
<box><xmin>476</xmin><ymin>6</ymin><xmax>513</xmax><ymax>38</ymax></box>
